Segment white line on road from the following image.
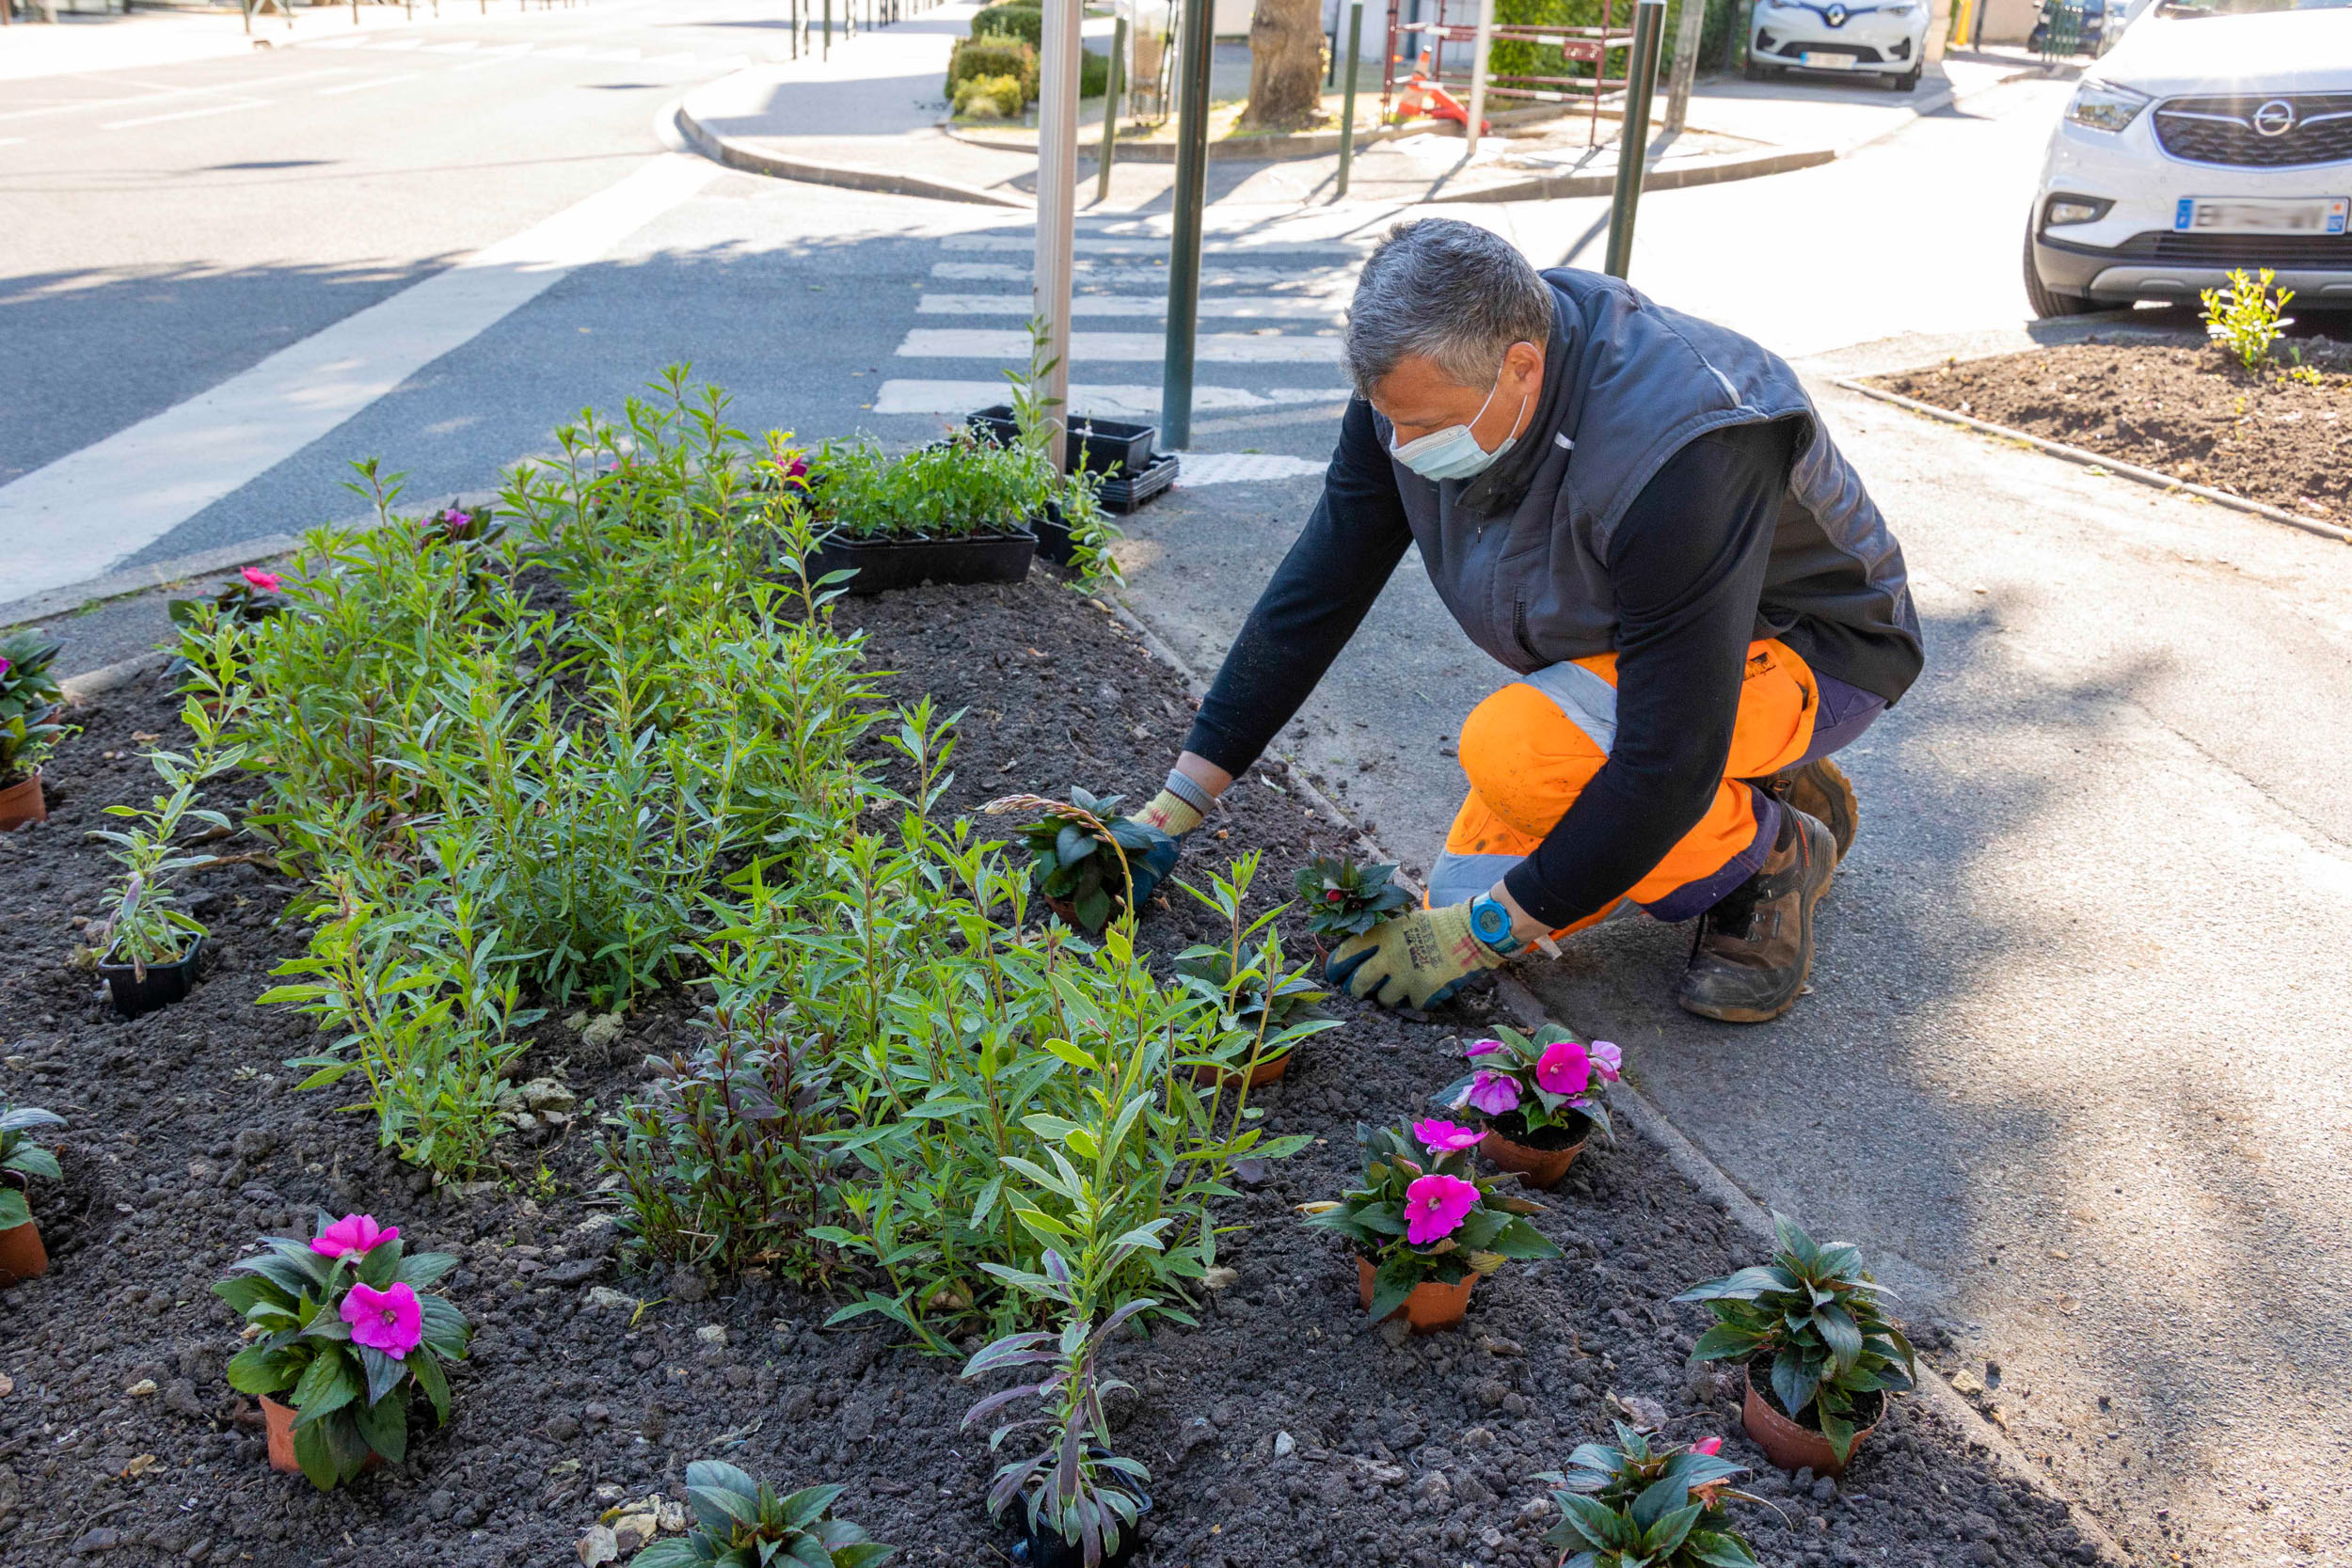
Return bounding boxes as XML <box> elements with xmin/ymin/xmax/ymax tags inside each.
<box><xmin>931</xmin><ymin>261</ymin><xmax>1345</xmax><ymax>290</ymax></box>
<box><xmin>100</xmin><ymin>98</ymin><xmax>269</xmax><ymax>131</ymax></box>
<box><xmin>317</xmin><ymin>73</ymin><xmax>425</xmax><ymax>97</ymax></box>
<box><xmin>1175</xmin><ymin>451</ymin><xmax>1329</xmax><ymax>484</ymax></box>
<box><xmin>942</xmin><ymin>235</ymin><xmax>1368</xmax><ymax>259</ymax></box>
<box><xmin>899</xmin><ymin>328</ymin><xmax>1343</xmax><ymax>363</ymax></box>
<box><xmin>920</xmin><ymin>293</ymin><xmax>1342</xmax><ymax>320</ymax></box>
<box><xmin>421</xmin><ymin>40</ymin><xmax>483</xmax><ymax>53</ymax></box>
<box><xmin>0</xmin><ymin>152</ymin><xmax>724</xmax><ymax>603</ymax></box>
<box><xmin>874</xmin><ymin>380</ymin><xmax>1350</xmax><ymax>416</ymax></box>
<box><xmin>451</xmin><ymin>44</ymin><xmax>538</xmax><ymax>72</ymax></box>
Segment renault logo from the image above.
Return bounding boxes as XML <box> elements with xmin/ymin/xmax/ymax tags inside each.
<box><xmin>2253</xmin><ymin>99</ymin><xmax>2296</xmax><ymax>137</ymax></box>
<box><xmin>1824</xmin><ymin>3</ymin><xmax>1848</xmax><ymax>22</ymax></box>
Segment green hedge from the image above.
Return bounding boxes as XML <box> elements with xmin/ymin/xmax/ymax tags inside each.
<box><xmin>1486</xmin><ymin>0</ymin><xmax>1748</xmax><ymax>95</ymax></box>
<box><xmin>972</xmin><ymin>2</ymin><xmax>1041</xmax><ymax>47</ymax></box>
<box><xmin>947</xmin><ymin>35</ymin><xmax>1040</xmax><ymax>106</ymax></box>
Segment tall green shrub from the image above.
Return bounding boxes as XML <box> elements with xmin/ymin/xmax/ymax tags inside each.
<box><xmin>971</xmin><ymin>2</ymin><xmax>1041</xmax><ymax>46</ymax></box>
<box><xmin>948</xmin><ymin>36</ymin><xmax>1039</xmax><ymax>107</ymax></box>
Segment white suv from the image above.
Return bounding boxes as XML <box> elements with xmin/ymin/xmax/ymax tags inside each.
<box><xmin>1745</xmin><ymin>0</ymin><xmax>1931</xmax><ymax>92</ymax></box>
<box><xmin>2025</xmin><ymin>0</ymin><xmax>2352</xmax><ymax>316</ymax></box>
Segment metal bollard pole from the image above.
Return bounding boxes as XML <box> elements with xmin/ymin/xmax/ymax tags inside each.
<box><xmin>1095</xmin><ymin>15</ymin><xmax>1126</xmax><ymax>203</ymax></box>
<box><xmin>1334</xmin><ymin>0</ymin><xmax>1363</xmax><ymax>198</ymax></box>
<box><xmin>1602</xmin><ymin>0</ymin><xmax>1664</xmax><ymax>279</ymax></box>
<box><xmin>823</xmin><ymin>0</ymin><xmax>831</xmax><ymax>55</ymax></box>
<box><xmin>1159</xmin><ymin>0</ymin><xmax>1215</xmax><ymax>451</ymax></box>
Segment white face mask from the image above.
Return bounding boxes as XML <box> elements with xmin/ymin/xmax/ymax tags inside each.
<box><xmin>1388</xmin><ymin>369</ymin><xmax>1529</xmax><ymax>482</ymax></box>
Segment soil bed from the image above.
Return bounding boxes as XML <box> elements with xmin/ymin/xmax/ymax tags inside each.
<box><xmin>1869</xmin><ymin>340</ymin><xmax>2352</xmax><ymax>528</ymax></box>
<box><xmin>0</xmin><ymin>574</ymin><xmax>2101</xmax><ymax>1568</ymax></box>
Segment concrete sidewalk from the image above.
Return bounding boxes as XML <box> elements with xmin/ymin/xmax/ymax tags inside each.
<box><xmin>0</xmin><ymin>0</ymin><xmax>592</xmax><ymax>82</ymax></box>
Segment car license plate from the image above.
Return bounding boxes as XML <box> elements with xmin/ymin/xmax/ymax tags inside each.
<box><xmin>1798</xmin><ymin>51</ymin><xmax>1859</xmax><ymax>68</ymax></box>
<box><xmin>2173</xmin><ymin>197</ymin><xmax>2349</xmax><ymax>236</ymax></box>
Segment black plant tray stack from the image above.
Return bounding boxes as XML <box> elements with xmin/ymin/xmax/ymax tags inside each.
<box><xmin>1097</xmin><ymin>451</ymin><xmax>1179</xmax><ymax>513</ymax></box>
<box><xmin>964</xmin><ymin>405</ymin><xmax>1159</xmax><ymax>479</ymax></box>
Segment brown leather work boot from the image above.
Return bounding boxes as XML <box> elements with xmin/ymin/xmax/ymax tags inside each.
<box><xmin>1763</xmin><ymin>756</ymin><xmax>1858</xmax><ymax>864</ymax></box>
<box><xmin>1675</xmin><ymin>806</ymin><xmax>1836</xmax><ymax>1023</ymax></box>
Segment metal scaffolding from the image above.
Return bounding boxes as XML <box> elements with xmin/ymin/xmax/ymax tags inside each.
<box><xmin>1381</xmin><ymin>0</ymin><xmax>1639</xmax><ymax>143</ymax></box>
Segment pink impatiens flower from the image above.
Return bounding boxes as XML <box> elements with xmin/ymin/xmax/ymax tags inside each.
<box><xmin>0</xmin><ymin>657</ymin><xmax>11</xmax><ymax>678</ymax></box>
<box><xmin>1403</xmin><ymin>1173</ymin><xmax>1481</xmax><ymax>1244</ymax></box>
<box><xmin>1692</xmin><ymin>1436</ymin><xmax>1724</xmax><ymax>1457</ymax></box>
<box><xmin>1463</xmin><ymin>1037</ymin><xmax>1506</xmax><ymax>1059</ymax></box>
<box><xmin>1535</xmin><ymin>1038</ymin><xmax>1592</xmax><ymax>1098</ymax></box>
<box><xmin>311</xmin><ymin>1212</ymin><xmax>398</xmax><ymax>1260</ymax></box>
<box><xmin>341</xmin><ymin>1281</ymin><xmax>423</xmax><ymax>1359</ymax></box>
<box><xmin>1412</xmin><ymin>1117</ymin><xmax>1485</xmax><ymax>1154</ymax></box>
<box><xmin>1454</xmin><ymin>1069</ymin><xmax>1520</xmax><ymax>1117</ymax></box>
<box><xmin>1591</xmin><ymin>1040</ymin><xmax>1623</xmax><ymax>1082</ymax></box>
<box><xmin>241</xmin><ymin>566</ymin><xmax>281</xmax><ymax>593</ymax></box>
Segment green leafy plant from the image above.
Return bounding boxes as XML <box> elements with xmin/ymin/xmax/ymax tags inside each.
<box><xmin>947</xmin><ymin>34</ymin><xmax>1038</xmax><ymax>107</ymax></box>
<box><xmin>635</xmin><ymin>1464</ymin><xmax>894</xmax><ymax>1568</ymax></box>
<box><xmin>1674</xmin><ymin>1213</ymin><xmax>1917</xmax><ymax>1465</ymax></box>
<box><xmin>970</xmin><ymin>1</ymin><xmax>1041</xmax><ymax>46</ymax></box>
<box><xmin>168</xmin><ymin>566</ymin><xmax>288</xmax><ymax>632</ymax></box>
<box><xmin>605</xmin><ymin>992</ymin><xmax>845</xmax><ymax>1277</ymax></box>
<box><xmin>810</xmin><ymin>436</ymin><xmax>1057</xmax><ymax>544</ymax></box>
<box><xmin>0</xmin><ymin>631</ymin><xmax>67</xmax><ymax>788</ymax></box>
<box><xmin>955</xmin><ymin>72</ymin><xmax>1025</xmax><ymax>119</ymax></box>
<box><xmin>961</xmin><ymin>1250</ymin><xmax>1153</xmax><ymax>1568</ymax></box>
<box><xmin>215</xmin><ymin>1211</ymin><xmax>469</xmax><ymax>1490</ymax></box>
<box><xmin>1539</xmin><ymin>1422</ymin><xmax>1764</xmax><ymax>1568</ymax></box>
<box><xmin>1434</xmin><ymin>1023</ymin><xmax>1620</xmax><ymax>1140</ymax></box>
<box><xmin>2201</xmin><ymin>267</ymin><xmax>2295</xmax><ymax>372</ymax></box>
<box><xmin>1292</xmin><ymin>854</ymin><xmax>1412</xmax><ymax>940</ymax></box>
<box><xmin>0</xmin><ymin>1101</ymin><xmax>65</xmax><ymax>1232</ymax></box>
<box><xmin>1171</xmin><ymin>851</ymin><xmax>1341</xmax><ymax>1080</ymax></box>
<box><xmin>1001</xmin><ymin>787</ymin><xmax>1168</xmax><ymax>935</ymax></box>
<box><xmin>89</xmin><ymin>700</ymin><xmax>248</xmax><ymax>972</ymax></box>
<box><xmin>1301</xmin><ymin>1121</ymin><xmax>1562</xmax><ymax>1322</ymax></box>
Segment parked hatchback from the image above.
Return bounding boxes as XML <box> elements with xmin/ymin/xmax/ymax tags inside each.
<box><xmin>1744</xmin><ymin>0</ymin><xmax>1931</xmax><ymax>92</ymax></box>
<box><xmin>2025</xmin><ymin>0</ymin><xmax>2352</xmax><ymax>316</ymax></box>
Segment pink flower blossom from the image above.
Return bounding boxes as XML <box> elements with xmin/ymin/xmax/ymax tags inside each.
<box><xmin>0</xmin><ymin>657</ymin><xmax>11</xmax><ymax>678</ymax></box>
<box><xmin>1403</xmin><ymin>1173</ymin><xmax>1481</xmax><ymax>1245</ymax></box>
<box><xmin>1412</xmin><ymin>1117</ymin><xmax>1485</xmax><ymax>1154</ymax></box>
<box><xmin>1692</xmin><ymin>1436</ymin><xmax>1724</xmax><ymax>1457</ymax></box>
<box><xmin>1535</xmin><ymin>1038</ymin><xmax>1591</xmax><ymax>1098</ymax></box>
<box><xmin>1463</xmin><ymin>1037</ymin><xmax>1506</xmax><ymax>1059</ymax></box>
<box><xmin>311</xmin><ymin>1213</ymin><xmax>398</xmax><ymax>1260</ymax></box>
<box><xmin>241</xmin><ymin>567</ymin><xmax>281</xmax><ymax>593</ymax></box>
<box><xmin>1591</xmin><ymin>1040</ymin><xmax>1622</xmax><ymax>1081</ymax></box>
<box><xmin>341</xmin><ymin>1281</ymin><xmax>423</xmax><ymax>1360</ymax></box>
<box><xmin>1454</xmin><ymin>1069</ymin><xmax>1520</xmax><ymax>1117</ymax></box>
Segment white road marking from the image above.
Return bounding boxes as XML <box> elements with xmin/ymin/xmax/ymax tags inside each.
<box><xmin>1174</xmin><ymin>451</ymin><xmax>1329</xmax><ymax>484</ymax></box>
<box><xmin>899</xmin><ymin>328</ymin><xmax>1343</xmax><ymax>363</ymax></box>
<box><xmin>920</xmin><ymin>293</ymin><xmax>1343</xmax><ymax>320</ymax></box>
<box><xmin>942</xmin><ymin>234</ymin><xmax>1368</xmax><ymax>259</ymax></box>
<box><xmin>932</xmin><ymin>261</ymin><xmax>1343</xmax><ymax>289</ymax></box>
<box><xmin>451</xmin><ymin>43</ymin><xmax>538</xmax><ymax>72</ymax></box>
<box><xmin>0</xmin><ymin>152</ymin><xmax>724</xmax><ymax>603</ymax></box>
<box><xmin>422</xmin><ymin>40</ymin><xmax>484</xmax><ymax>53</ymax></box>
<box><xmin>100</xmin><ymin>98</ymin><xmax>269</xmax><ymax>131</ymax></box>
<box><xmin>873</xmin><ymin>380</ymin><xmax>1350</xmax><ymax>416</ymax></box>
<box><xmin>318</xmin><ymin>72</ymin><xmax>425</xmax><ymax>96</ymax></box>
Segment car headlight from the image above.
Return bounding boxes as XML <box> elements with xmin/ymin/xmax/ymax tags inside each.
<box><xmin>2065</xmin><ymin>78</ymin><xmax>2152</xmax><ymax>134</ymax></box>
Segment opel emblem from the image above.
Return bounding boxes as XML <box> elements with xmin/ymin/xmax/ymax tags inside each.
<box><xmin>2253</xmin><ymin>99</ymin><xmax>2296</xmax><ymax>137</ymax></box>
<box><xmin>1825</xmin><ymin>3</ymin><xmax>1847</xmax><ymax>23</ymax></box>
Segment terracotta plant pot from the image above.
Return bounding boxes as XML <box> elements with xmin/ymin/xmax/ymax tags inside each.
<box><xmin>0</xmin><ymin>1217</ymin><xmax>48</xmax><ymax>1288</ymax></box>
<box><xmin>1190</xmin><ymin>1051</ymin><xmax>1292</xmax><ymax>1090</ymax></box>
<box><xmin>1479</xmin><ymin>1109</ymin><xmax>1590</xmax><ymax>1191</ymax></box>
<box><xmin>261</xmin><ymin>1396</ymin><xmax>383</xmax><ymax>1478</ymax></box>
<box><xmin>1356</xmin><ymin>1254</ymin><xmax>1477</xmax><ymax>1335</ymax></box>
<box><xmin>0</xmin><ymin>769</ymin><xmax>44</xmax><ymax>832</ymax></box>
<box><xmin>1741</xmin><ymin>1364</ymin><xmax>1880</xmax><ymax>1477</ymax></box>
<box><xmin>98</xmin><ymin>937</ymin><xmax>203</xmax><ymax>1020</ymax></box>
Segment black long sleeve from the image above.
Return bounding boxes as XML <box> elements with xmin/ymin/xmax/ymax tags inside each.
<box><xmin>1500</xmin><ymin>420</ymin><xmax>1796</xmax><ymax>927</ymax></box>
<box><xmin>1182</xmin><ymin>396</ymin><xmax>1413</xmax><ymax>772</ymax></box>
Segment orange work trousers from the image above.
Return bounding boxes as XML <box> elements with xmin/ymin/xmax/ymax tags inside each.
<box><xmin>1426</xmin><ymin>640</ymin><xmax>1821</xmax><ymax>934</ymax></box>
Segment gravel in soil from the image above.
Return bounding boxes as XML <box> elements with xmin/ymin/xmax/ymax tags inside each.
<box><xmin>0</xmin><ymin>573</ymin><xmax>2107</xmax><ymax>1568</ymax></box>
<box><xmin>1869</xmin><ymin>340</ymin><xmax>2352</xmax><ymax>528</ymax></box>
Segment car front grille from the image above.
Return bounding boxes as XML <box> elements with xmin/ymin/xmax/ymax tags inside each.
<box><xmin>2153</xmin><ymin>93</ymin><xmax>2352</xmax><ymax>168</ymax></box>
<box><xmin>1772</xmin><ymin>40</ymin><xmax>1884</xmax><ymax>59</ymax></box>
<box><xmin>2097</xmin><ymin>230</ymin><xmax>2352</xmax><ymax>268</ymax></box>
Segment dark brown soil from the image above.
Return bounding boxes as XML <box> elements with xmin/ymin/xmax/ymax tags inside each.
<box><xmin>1486</xmin><ymin>1111</ymin><xmax>1591</xmax><ymax>1154</ymax></box>
<box><xmin>1870</xmin><ymin>341</ymin><xmax>2352</xmax><ymax>528</ymax></box>
<box><xmin>0</xmin><ymin>574</ymin><xmax>2109</xmax><ymax>1568</ymax></box>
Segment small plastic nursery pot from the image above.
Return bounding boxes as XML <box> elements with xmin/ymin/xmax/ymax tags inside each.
<box><xmin>260</xmin><ymin>1397</ymin><xmax>383</xmax><ymax>1478</ymax></box>
<box><xmin>0</xmin><ymin>769</ymin><xmax>44</xmax><ymax>832</ymax></box>
<box><xmin>1479</xmin><ymin>1108</ymin><xmax>1591</xmax><ymax>1191</ymax></box>
<box><xmin>0</xmin><ymin>1214</ymin><xmax>47</xmax><ymax>1288</ymax></box>
<box><xmin>98</xmin><ymin>937</ymin><xmax>203</xmax><ymax>1020</ymax></box>
<box><xmin>1742</xmin><ymin>1363</ymin><xmax>1882</xmax><ymax>1477</ymax></box>
<box><xmin>1013</xmin><ymin>1484</ymin><xmax>1153</xmax><ymax>1568</ymax></box>
<box><xmin>1032</xmin><ymin>503</ymin><xmax>1079</xmax><ymax>566</ymax></box>
<box><xmin>805</xmin><ymin>530</ymin><xmax>1037</xmax><ymax>595</ymax></box>
<box><xmin>966</xmin><ymin>405</ymin><xmax>1159</xmax><ymax>477</ymax></box>
<box><xmin>1356</xmin><ymin>1254</ymin><xmax>1477</xmax><ymax>1335</ymax></box>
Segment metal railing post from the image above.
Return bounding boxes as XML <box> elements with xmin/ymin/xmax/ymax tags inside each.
<box><xmin>1160</xmin><ymin>0</ymin><xmax>1216</xmax><ymax>450</ymax></box>
<box><xmin>823</xmin><ymin>0</ymin><xmax>831</xmax><ymax>55</ymax></box>
<box><xmin>1335</xmin><ymin>0</ymin><xmax>1363</xmax><ymax>198</ymax></box>
<box><xmin>1602</xmin><ymin>0</ymin><xmax>1664</xmax><ymax>278</ymax></box>
<box><xmin>1095</xmin><ymin>15</ymin><xmax>1126</xmax><ymax>203</ymax></box>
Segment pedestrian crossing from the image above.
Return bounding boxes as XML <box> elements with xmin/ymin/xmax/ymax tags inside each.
<box><xmin>879</xmin><ymin>222</ymin><xmax>1370</xmax><ymax>427</ymax></box>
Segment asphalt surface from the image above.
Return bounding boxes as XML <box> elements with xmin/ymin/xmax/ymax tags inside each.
<box><xmin>10</xmin><ymin>16</ymin><xmax>2351</xmax><ymax>1564</ymax></box>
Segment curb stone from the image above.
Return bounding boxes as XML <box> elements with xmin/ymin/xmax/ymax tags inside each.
<box><xmin>672</xmin><ymin>103</ymin><xmax>1032</xmax><ymax>210</ymax></box>
<box><xmin>1834</xmin><ymin>376</ymin><xmax>2352</xmax><ymax>547</ymax></box>
<box><xmin>1104</xmin><ymin>580</ymin><xmax>2136</xmax><ymax>1568</ymax></box>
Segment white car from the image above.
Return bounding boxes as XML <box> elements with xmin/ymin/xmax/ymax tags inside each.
<box><xmin>2025</xmin><ymin>0</ymin><xmax>2352</xmax><ymax>317</ymax></box>
<box><xmin>1745</xmin><ymin>0</ymin><xmax>1931</xmax><ymax>92</ymax></box>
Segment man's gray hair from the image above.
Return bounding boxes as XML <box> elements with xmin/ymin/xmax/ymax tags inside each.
<box><xmin>1343</xmin><ymin>220</ymin><xmax>1555</xmax><ymax>398</ymax></box>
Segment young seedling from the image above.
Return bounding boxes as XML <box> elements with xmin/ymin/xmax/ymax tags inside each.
<box><xmin>2201</xmin><ymin>267</ymin><xmax>2295</xmax><ymax>372</ymax></box>
<box><xmin>1539</xmin><ymin>1422</ymin><xmax>1765</xmax><ymax>1568</ymax></box>
<box><xmin>1292</xmin><ymin>854</ymin><xmax>1412</xmax><ymax>942</ymax></box>
<box><xmin>633</xmin><ymin>1464</ymin><xmax>894</xmax><ymax>1568</ymax></box>
<box><xmin>1675</xmin><ymin>1212</ymin><xmax>1916</xmax><ymax>1466</ymax></box>
<box><xmin>215</xmin><ymin>1211</ymin><xmax>470</xmax><ymax>1490</ymax></box>
<box><xmin>0</xmin><ymin>631</ymin><xmax>68</xmax><ymax>795</ymax></box>
<box><xmin>1172</xmin><ymin>851</ymin><xmax>1341</xmax><ymax>1084</ymax></box>
<box><xmin>993</xmin><ymin>787</ymin><xmax>1169</xmax><ymax>935</ymax></box>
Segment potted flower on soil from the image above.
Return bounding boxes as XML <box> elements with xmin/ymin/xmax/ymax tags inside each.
<box><xmin>0</xmin><ymin>631</ymin><xmax>68</xmax><ymax>832</ymax></box>
<box><xmin>802</xmin><ymin>436</ymin><xmax>1054</xmax><ymax>594</ymax></box>
<box><xmin>994</xmin><ymin>788</ymin><xmax>1172</xmax><ymax>937</ymax></box>
<box><xmin>1674</xmin><ymin>1213</ymin><xmax>1916</xmax><ymax>1476</ymax></box>
<box><xmin>167</xmin><ymin>566</ymin><xmax>289</xmax><ymax>632</ymax></box>
<box><xmin>632</xmin><ymin>1465</ymin><xmax>894</xmax><ymax>1568</ymax></box>
<box><xmin>1435</xmin><ymin>1025</ymin><xmax>1620</xmax><ymax>1190</ymax></box>
<box><xmin>0</xmin><ymin>1100</ymin><xmax>65</xmax><ymax>1288</ymax></box>
<box><xmin>91</xmin><ymin>871</ymin><xmax>207</xmax><ymax>1019</ymax></box>
<box><xmin>215</xmin><ymin>1211</ymin><xmax>469</xmax><ymax>1489</ymax></box>
<box><xmin>1301</xmin><ymin>1121</ymin><xmax>1562</xmax><ymax>1334</ymax></box>
<box><xmin>1292</xmin><ymin>855</ymin><xmax>1412</xmax><ymax>953</ymax></box>
<box><xmin>1538</xmin><ymin>1422</ymin><xmax>1764</xmax><ymax>1568</ymax></box>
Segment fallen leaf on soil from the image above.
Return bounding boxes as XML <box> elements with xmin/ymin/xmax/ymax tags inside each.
<box><xmin>124</xmin><ymin>1378</ymin><xmax>157</xmax><ymax>1397</ymax></box>
<box><xmin>1201</xmin><ymin>1266</ymin><xmax>1240</xmax><ymax>1290</ymax></box>
<box><xmin>577</xmin><ymin>1525</ymin><xmax>618</xmax><ymax>1567</ymax></box>
<box><xmin>119</xmin><ymin>1455</ymin><xmax>158</xmax><ymax>1480</ymax></box>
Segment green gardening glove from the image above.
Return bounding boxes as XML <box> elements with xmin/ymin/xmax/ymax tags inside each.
<box><xmin>1325</xmin><ymin>901</ymin><xmax>1510</xmax><ymax>1009</ymax></box>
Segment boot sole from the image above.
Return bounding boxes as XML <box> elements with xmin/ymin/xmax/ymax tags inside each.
<box><xmin>1676</xmin><ymin>816</ymin><xmax>1836</xmax><ymax>1024</ymax></box>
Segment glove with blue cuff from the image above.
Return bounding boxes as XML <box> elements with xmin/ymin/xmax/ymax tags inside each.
<box><xmin>1325</xmin><ymin>894</ymin><xmax>1520</xmax><ymax>1009</ymax></box>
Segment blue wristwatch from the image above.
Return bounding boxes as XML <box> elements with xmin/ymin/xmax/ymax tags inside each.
<box><xmin>1468</xmin><ymin>893</ymin><xmax>1526</xmax><ymax>956</ymax></box>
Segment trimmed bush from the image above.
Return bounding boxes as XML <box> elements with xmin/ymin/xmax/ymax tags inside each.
<box><xmin>971</xmin><ymin>2</ymin><xmax>1041</xmax><ymax>46</ymax></box>
<box><xmin>954</xmin><ymin>71</ymin><xmax>1025</xmax><ymax>119</ymax></box>
<box><xmin>946</xmin><ymin>35</ymin><xmax>1038</xmax><ymax>107</ymax></box>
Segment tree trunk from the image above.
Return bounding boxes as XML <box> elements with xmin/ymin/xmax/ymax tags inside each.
<box><xmin>1240</xmin><ymin>0</ymin><xmax>1328</xmax><ymax>131</ymax></box>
